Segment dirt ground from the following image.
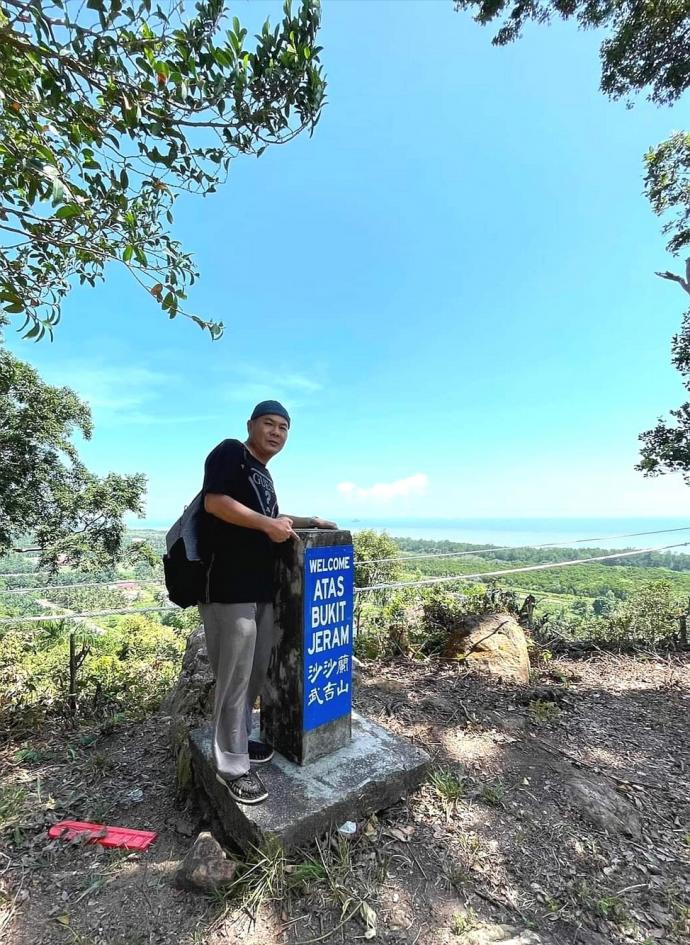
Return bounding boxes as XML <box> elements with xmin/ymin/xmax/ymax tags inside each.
<box><xmin>1</xmin><ymin>651</ymin><xmax>688</xmax><ymax>945</ymax></box>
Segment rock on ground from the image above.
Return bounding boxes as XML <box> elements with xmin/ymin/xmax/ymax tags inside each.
<box><xmin>459</xmin><ymin>924</ymin><xmax>542</xmax><ymax>944</ymax></box>
<box><xmin>563</xmin><ymin>772</ymin><xmax>642</xmax><ymax>838</ymax></box>
<box><xmin>162</xmin><ymin>625</ymin><xmax>215</xmax><ymax>795</ymax></box>
<box><xmin>174</xmin><ymin>831</ymin><xmax>238</xmax><ymax>894</ymax></box>
<box><xmin>442</xmin><ymin>614</ymin><xmax>531</xmax><ymax>684</ymax></box>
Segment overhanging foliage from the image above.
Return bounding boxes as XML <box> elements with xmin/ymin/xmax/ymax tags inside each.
<box><xmin>0</xmin><ymin>0</ymin><xmax>325</xmax><ymax>339</ymax></box>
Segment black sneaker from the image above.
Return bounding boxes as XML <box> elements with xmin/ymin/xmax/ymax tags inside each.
<box><xmin>216</xmin><ymin>770</ymin><xmax>268</xmax><ymax>805</ymax></box>
<box><xmin>248</xmin><ymin>740</ymin><xmax>274</xmax><ymax>764</ymax></box>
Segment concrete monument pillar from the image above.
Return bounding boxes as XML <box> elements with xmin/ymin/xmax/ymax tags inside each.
<box><xmin>262</xmin><ymin>529</ymin><xmax>354</xmax><ymax>765</ymax></box>
<box><xmin>188</xmin><ymin>528</ymin><xmax>429</xmax><ymax>853</ymax></box>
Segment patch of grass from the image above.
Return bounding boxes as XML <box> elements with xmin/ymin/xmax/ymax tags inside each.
<box><xmin>219</xmin><ymin>840</ymin><xmax>287</xmax><ymax>916</ymax></box>
<box><xmin>670</xmin><ymin>900</ymin><xmax>690</xmax><ymax>939</ymax></box>
<box><xmin>429</xmin><ymin>767</ymin><xmax>466</xmax><ymax>807</ymax></box>
<box><xmin>0</xmin><ymin>785</ymin><xmax>27</xmax><ymax>829</ymax></box>
<box><xmin>13</xmin><ymin>747</ymin><xmax>52</xmax><ymax>764</ymax></box>
<box><xmin>285</xmin><ymin>860</ymin><xmax>328</xmax><ymax>888</ymax></box>
<box><xmin>81</xmin><ymin>796</ymin><xmax>115</xmax><ymax>824</ymax></box>
<box><xmin>478</xmin><ymin>779</ymin><xmax>505</xmax><ymax>808</ymax></box>
<box><xmin>85</xmin><ymin>752</ymin><xmax>112</xmax><ymax>777</ymax></box>
<box><xmin>594</xmin><ymin>895</ymin><xmax>628</xmax><ymax>923</ymax></box>
<box><xmin>576</xmin><ymin>882</ymin><xmax>630</xmax><ymax>927</ymax></box>
<box><xmin>451</xmin><ymin>907</ymin><xmax>479</xmax><ymax>935</ymax></box>
<box><xmin>528</xmin><ymin>699</ymin><xmax>561</xmax><ymax>724</ymax></box>
<box><xmin>99</xmin><ymin>712</ymin><xmax>127</xmax><ymax>736</ymax></box>
<box><xmin>446</xmin><ymin>833</ymin><xmax>483</xmax><ymax>888</ymax></box>
<box><xmin>215</xmin><ymin>832</ymin><xmax>386</xmax><ymax>942</ymax></box>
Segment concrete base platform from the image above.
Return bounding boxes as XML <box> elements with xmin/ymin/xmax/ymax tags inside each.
<box><xmin>189</xmin><ymin>713</ymin><xmax>430</xmax><ymax>853</ymax></box>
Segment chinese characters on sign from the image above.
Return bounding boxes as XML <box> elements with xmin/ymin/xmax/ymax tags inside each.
<box><xmin>303</xmin><ymin>545</ymin><xmax>354</xmax><ymax>731</ymax></box>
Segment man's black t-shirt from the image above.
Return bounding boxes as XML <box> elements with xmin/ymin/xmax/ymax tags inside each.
<box><xmin>200</xmin><ymin>439</ymin><xmax>279</xmax><ymax>604</ymax></box>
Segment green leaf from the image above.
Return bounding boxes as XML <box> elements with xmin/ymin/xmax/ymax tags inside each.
<box><xmin>35</xmin><ymin>144</ymin><xmax>57</xmax><ymax>165</ymax></box>
<box><xmin>123</xmin><ymin>245</ymin><xmax>134</xmax><ymax>262</ymax></box>
<box><xmin>54</xmin><ymin>204</ymin><xmax>82</xmax><ymax>220</ymax></box>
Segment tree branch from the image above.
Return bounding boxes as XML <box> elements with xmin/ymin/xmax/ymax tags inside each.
<box><xmin>655</xmin><ymin>262</ymin><xmax>690</xmax><ymax>296</ymax></box>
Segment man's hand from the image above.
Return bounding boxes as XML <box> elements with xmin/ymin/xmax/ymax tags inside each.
<box><xmin>264</xmin><ymin>516</ymin><xmax>300</xmax><ymax>543</ymax></box>
<box><xmin>314</xmin><ymin>516</ymin><xmax>338</xmax><ymax>529</ymax></box>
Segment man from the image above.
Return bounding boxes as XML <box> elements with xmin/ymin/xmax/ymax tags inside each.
<box><xmin>199</xmin><ymin>400</ymin><xmax>336</xmax><ymax>805</ymax></box>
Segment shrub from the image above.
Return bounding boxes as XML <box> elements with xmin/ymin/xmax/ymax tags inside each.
<box><xmin>603</xmin><ymin>580</ymin><xmax>681</xmax><ymax>645</ymax></box>
<box><xmin>0</xmin><ymin>615</ymin><xmax>187</xmax><ymax>730</ymax></box>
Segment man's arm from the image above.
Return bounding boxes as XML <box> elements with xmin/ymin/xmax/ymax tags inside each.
<box><xmin>204</xmin><ymin>494</ymin><xmax>299</xmax><ymax>542</ymax></box>
<box><xmin>280</xmin><ymin>515</ymin><xmax>338</xmax><ymax>529</ymax></box>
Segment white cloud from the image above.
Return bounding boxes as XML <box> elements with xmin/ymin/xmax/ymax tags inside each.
<box><xmin>337</xmin><ymin>473</ymin><xmax>429</xmax><ymax>501</ymax></box>
<box><xmin>221</xmin><ymin>365</ymin><xmax>323</xmax><ymax>406</ymax></box>
<box><xmin>40</xmin><ymin>361</ymin><xmax>170</xmax><ymax>412</ymax></box>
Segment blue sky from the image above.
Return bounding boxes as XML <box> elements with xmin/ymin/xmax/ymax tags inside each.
<box><xmin>7</xmin><ymin>0</ymin><xmax>690</xmax><ymax>525</ymax></box>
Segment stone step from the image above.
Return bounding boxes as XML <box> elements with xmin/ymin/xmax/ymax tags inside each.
<box><xmin>189</xmin><ymin>712</ymin><xmax>430</xmax><ymax>853</ymax></box>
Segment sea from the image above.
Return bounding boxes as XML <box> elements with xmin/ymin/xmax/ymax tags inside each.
<box><xmin>335</xmin><ymin>517</ymin><xmax>690</xmax><ymax>552</ymax></box>
<box><xmin>133</xmin><ymin>516</ymin><xmax>690</xmax><ymax>552</ymax></box>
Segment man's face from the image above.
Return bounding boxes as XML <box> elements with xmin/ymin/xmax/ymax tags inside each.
<box><xmin>247</xmin><ymin>414</ymin><xmax>289</xmax><ymax>458</ymax></box>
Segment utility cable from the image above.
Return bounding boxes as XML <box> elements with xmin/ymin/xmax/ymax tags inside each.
<box><xmin>356</xmin><ymin>524</ymin><xmax>690</xmax><ymax>567</ymax></box>
<box><xmin>355</xmin><ymin>540</ymin><xmax>690</xmax><ymax>592</ymax></box>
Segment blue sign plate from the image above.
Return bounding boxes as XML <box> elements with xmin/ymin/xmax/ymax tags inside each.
<box><xmin>303</xmin><ymin>545</ymin><xmax>354</xmax><ymax>731</ymax></box>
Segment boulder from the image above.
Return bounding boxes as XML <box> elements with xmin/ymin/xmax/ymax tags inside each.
<box><xmin>162</xmin><ymin>626</ymin><xmax>215</xmax><ymax>795</ymax></box>
<box><xmin>563</xmin><ymin>773</ymin><xmax>642</xmax><ymax>838</ymax></box>
<box><xmin>174</xmin><ymin>831</ymin><xmax>237</xmax><ymax>894</ymax></box>
<box><xmin>442</xmin><ymin>614</ymin><xmax>530</xmax><ymax>684</ymax></box>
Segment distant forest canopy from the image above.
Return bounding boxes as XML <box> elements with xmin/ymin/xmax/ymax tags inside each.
<box><xmin>5</xmin><ymin>530</ymin><xmax>690</xmax><ymax>605</ymax></box>
<box><xmin>392</xmin><ymin>537</ymin><xmax>690</xmax><ymax>572</ymax></box>
<box><xmin>9</xmin><ymin>529</ymin><xmax>690</xmax><ymax>572</ymax></box>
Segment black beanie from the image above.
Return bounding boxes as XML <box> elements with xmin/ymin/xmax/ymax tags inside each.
<box><xmin>250</xmin><ymin>400</ymin><xmax>291</xmax><ymax>427</ymax></box>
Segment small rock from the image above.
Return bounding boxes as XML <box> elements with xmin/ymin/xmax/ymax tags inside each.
<box><xmin>174</xmin><ymin>814</ymin><xmax>196</xmax><ymax>838</ymax></box>
<box><xmin>515</xmin><ymin>686</ymin><xmax>567</xmax><ymax>705</ymax></box>
<box><xmin>564</xmin><ymin>773</ymin><xmax>642</xmax><ymax>838</ymax></box>
<box><xmin>571</xmin><ymin>932</ymin><xmax>609</xmax><ymax>945</ymax></box>
<box><xmin>174</xmin><ymin>831</ymin><xmax>237</xmax><ymax>895</ymax></box>
<box><xmin>459</xmin><ymin>924</ymin><xmax>542</xmax><ymax>944</ymax></box>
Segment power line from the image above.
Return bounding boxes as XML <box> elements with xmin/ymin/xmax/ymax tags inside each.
<box><xmin>0</xmin><ymin>570</ymin><xmax>117</xmax><ymax>579</ymax></box>
<box><xmin>0</xmin><ymin>606</ymin><xmax>178</xmax><ymax>625</ymax></box>
<box><xmin>0</xmin><ymin>571</ymin><xmax>49</xmax><ymax>579</ymax></box>
<box><xmin>356</xmin><ymin>524</ymin><xmax>690</xmax><ymax>567</ymax></box>
<box><xmin>2</xmin><ymin>540</ymin><xmax>688</xmax><ymax>622</ymax></box>
<box><xmin>2</xmin><ymin>524</ymin><xmax>690</xmax><ymax>607</ymax></box>
<box><xmin>355</xmin><ymin>540</ymin><xmax>690</xmax><ymax>592</ymax></box>
<box><xmin>0</xmin><ymin>579</ymin><xmax>163</xmax><ymax>596</ymax></box>
<box><xmin>3</xmin><ymin>523</ymin><xmax>690</xmax><ymax>585</ymax></box>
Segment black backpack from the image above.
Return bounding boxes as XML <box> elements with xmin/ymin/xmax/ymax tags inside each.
<box><xmin>163</xmin><ymin>492</ymin><xmax>207</xmax><ymax>608</ymax></box>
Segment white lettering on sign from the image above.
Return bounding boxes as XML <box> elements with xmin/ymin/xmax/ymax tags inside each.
<box><xmin>304</xmin><ymin>545</ymin><xmax>353</xmax><ymax>731</ymax></box>
<box><xmin>308</xmin><ymin>655</ymin><xmax>349</xmax><ymax>686</ymax></box>
<box><xmin>307</xmin><ymin>623</ymin><xmax>351</xmax><ymax>655</ymax></box>
<box><xmin>308</xmin><ymin>556</ymin><xmax>352</xmax><ymax>573</ymax></box>
<box><xmin>312</xmin><ymin>576</ymin><xmax>345</xmax><ymax>601</ymax></box>
<box><xmin>311</xmin><ymin>601</ymin><xmax>347</xmax><ymax>628</ymax></box>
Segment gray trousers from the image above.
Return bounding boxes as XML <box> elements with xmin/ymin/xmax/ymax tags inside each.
<box><xmin>198</xmin><ymin>602</ymin><xmax>274</xmax><ymax>779</ymax></box>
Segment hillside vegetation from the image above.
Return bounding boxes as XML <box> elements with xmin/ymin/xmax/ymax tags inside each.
<box><xmin>1</xmin><ymin>529</ymin><xmax>687</xmax><ymax>734</ymax></box>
